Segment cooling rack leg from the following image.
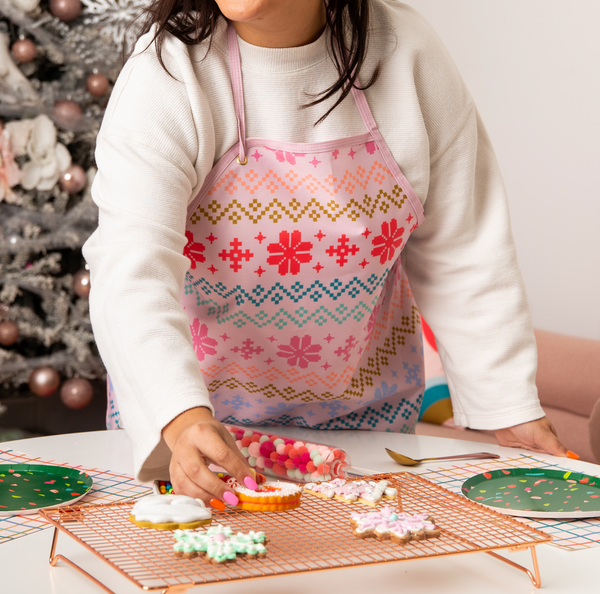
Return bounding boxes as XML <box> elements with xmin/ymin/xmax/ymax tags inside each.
<box><xmin>48</xmin><ymin>527</ymin><xmax>117</xmax><ymax>594</ymax></box>
<box><xmin>485</xmin><ymin>546</ymin><xmax>542</xmax><ymax>588</ymax></box>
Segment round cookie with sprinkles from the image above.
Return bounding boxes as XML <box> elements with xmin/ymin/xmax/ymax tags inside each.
<box><xmin>233</xmin><ymin>480</ymin><xmax>303</xmax><ymax>512</ymax></box>
<box><xmin>129</xmin><ymin>494</ymin><xmax>212</xmax><ymax>530</ymax></box>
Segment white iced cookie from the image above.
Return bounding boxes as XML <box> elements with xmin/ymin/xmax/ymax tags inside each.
<box><xmin>304</xmin><ymin>479</ymin><xmax>398</xmax><ymax>507</ymax></box>
<box><xmin>129</xmin><ymin>494</ymin><xmax>212</xmax><ymax>530</ymax></box>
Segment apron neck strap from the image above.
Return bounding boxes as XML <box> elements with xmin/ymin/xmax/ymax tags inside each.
<box><xmin>351</xmin><ymin>85</ymin><xmax>379</xmax><ymax>135</ymax></box>
<box><xmin>227</xmin><ymin>22</ymin><xmax>381</xmax><ymax>154</ymax></box>
<box><xmin>227</xmin><ymin>23</ymin><xmax>247</xmax><ymax>164</ymax></box>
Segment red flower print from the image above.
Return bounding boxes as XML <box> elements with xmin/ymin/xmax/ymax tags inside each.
<box><xmin>334</xmin><ymin>336</ymin><xmax>358</xmax><ymax>362</ymax></box>
<box><xmin>190</xmin><ymin>319</ymin><xmax>217</xmax><ymax>361</ymax></box>
<box><xmin>218</xmin><ymin>238</ymin><xmax>254</xmax><ymax>272</ymax></box>
<box><xmin>277</xmin><ymin>335</ymin><xmax>322</xmax><ymax>368</ymax></box>
<box><xmin>267</xmin><ymin>230</ymin><xmax>313</xmax><ymax>275</ymax></box>
<box><xmin>183</xmin><ymin>231</ymin><xmax>206</xmax><ymax>270</ymax></box>
<box><xmin>325</xmin><ymin>234</ymin><xmax>359</xmax><ymax>267</ymax></box>
<box><xmin>371</xmin><ymin>219</ymin><xmax>405</xmax><ymax>264</ymax></box>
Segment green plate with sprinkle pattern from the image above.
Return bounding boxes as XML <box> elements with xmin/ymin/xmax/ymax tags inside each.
<box><xmin>0</xmin><ymin>463</ymin><xmax>93</xmax><ymax>516</ymax></box>
<box><xmin>462</xmin><ymin>467</ymin><xmax>600</xmax><ymax>519</ymax></box>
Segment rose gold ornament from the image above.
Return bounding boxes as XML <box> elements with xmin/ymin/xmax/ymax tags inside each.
<box><xmin>73</xmin><ymin>268</ymin><xmax>91</xmax><ymax>298</ymax></box>
<box><xmin>53</xmin><ymin>99</ymin><xmax>82</xmax><ymax>130</ymax></box>
<box><xmin>86</xmin><ymin>72</ymin><xmax>110</xmax><ymax>97</ymax></box>
<box><xmin>29</xmin><ymin>366</ymin><xmax>61</xmax><ymax>397</ymax></box>
<box><xmin>60</xmin><ymin>378</ymin><xmax>94</xmax><ymax>409</ymax></box>
<box><xmin>11</xmin><ymin>38</ymin><xmax>37</xmax><ymax>63</ymax></box>
<box><xmin>49</xmin><ymin>0</ymin><xmax>82</xmax><ymax>22</ymax></box>
<box><xmin>0</xmin><ymin>320</ymin><xmax>19</xmax><ymax>346</ymax></box>
<box><xmin>59</xmin><ymin>164</ymin><xmax>87</xmax><ymax>194</ymax></box>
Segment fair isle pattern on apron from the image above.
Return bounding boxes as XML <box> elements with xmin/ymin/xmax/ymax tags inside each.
<box><xmin>107</xmin><ymin>24</ymin><xmax>425</xmax><ymax>433</ymax></box>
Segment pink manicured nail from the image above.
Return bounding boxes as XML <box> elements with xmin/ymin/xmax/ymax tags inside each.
<box><xmin>244</xmin><ymin>475</ymin><xmax>258</xmax><ymax>490</ymax></box>
<box><xmin>222</xmin><ymin>491</ymin><xmax>239</xmax><ymax>506</ymax></box>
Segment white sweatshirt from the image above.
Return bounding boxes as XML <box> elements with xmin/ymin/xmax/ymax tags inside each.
<box><xmin>83</xmin><ymin>1</ymin><xmax>545</xmax><ymax>482</ymax></box>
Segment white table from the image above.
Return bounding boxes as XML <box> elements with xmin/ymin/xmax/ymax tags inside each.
<box><xmin>2</xmin><ymin>429</ymin><xmax>599</xmax><ymax>594</ymax></box>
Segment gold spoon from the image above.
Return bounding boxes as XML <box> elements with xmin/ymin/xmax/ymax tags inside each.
<box><xmin>385</xmin><ymin>448</ymin><xmax>500</xmax><ymax>467</ymax></box>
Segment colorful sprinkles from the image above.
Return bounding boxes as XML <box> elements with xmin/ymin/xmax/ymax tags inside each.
<box><xmin>0</xmin><ymin>464</ymin><xmax>92</xmax><ymax>515</ymax></box>
<box><xmin>462</xmin><ymin>468</ymin><xmax>600</xmax><ymax>516</ymax></box>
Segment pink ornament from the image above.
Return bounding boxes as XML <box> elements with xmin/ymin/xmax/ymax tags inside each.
<box><xmin>49</xmin><ymin>0</ymin><xmax>82</xmax><ymax>22</ymax></box>
<box><xmin>72</xmin><ymin>269</ymin><xmax>91</xmax><ymax>298</ymax></box>
<box><xmin>11</xmin><ymin>38</ymin><xmax>37</xmax><ymax>63</ymax></box>
<box><xmin>59</xmin><ymin>164</ymin><xmax>86</xmax><ymax>194</ymax></box>
<box><xmin>60</xmin><ymin>378</ymin><xmax>94</xmax><ymax>410</ymax></box>
<box><xmin>53</xmin><ymin>100</ymin><xmax>82</xmax><ymax>130</ymax></box>
<box><xmin>86</xmin><ymin>72</ymin><xmax>110</xmax><ymax>97</ymax></box>
<box><xmin>0</xmin><ymin>320</ymin><xmax>19</xmax><ymax>346</ymax></box>
<box><xmin>29</xmin><ymin>367</ymin><xmax>60</xmax><ymax>397</ymax></box>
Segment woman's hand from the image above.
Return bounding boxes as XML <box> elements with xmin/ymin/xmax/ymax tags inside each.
<box><xmin>162</xmin><ymin>407</ymin><xmax>256</xmax><ymax>508</ymax></box>
<box><xmin>494</xmin><ymin>417</ymin><xmax>573</xmax><ymax>457</ymax></box>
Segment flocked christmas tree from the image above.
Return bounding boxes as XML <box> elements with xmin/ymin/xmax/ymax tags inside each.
<box><xmin>0</xmin><ymin>0</ymin><xmax>146</xmax><ymax>422</ymax></box>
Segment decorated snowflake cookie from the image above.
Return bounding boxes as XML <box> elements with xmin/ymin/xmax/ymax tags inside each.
<box><xmin>173</xmin><ymin>525</ymin><xmax>268</xmax><ymax>563</ymax></box>
<box><xmin>129</xmin><ymin>495</ymin><xmax>212</xmax><ymax>530</ymax></box>
<box><xmin>304</xmin><ymin>478</ymin><xmax>398</xmax><ymax>506</ymax></box>
<box><xmin>350</xmin><ymin>506</ymin><xmax>440</xmax><ymax>544</ymax></box>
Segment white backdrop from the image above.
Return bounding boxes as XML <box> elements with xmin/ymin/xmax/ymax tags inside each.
<box><xmin>406</xmin><ymin>0</ymin><xmax>600</xmax><ymax>340</ymax></box>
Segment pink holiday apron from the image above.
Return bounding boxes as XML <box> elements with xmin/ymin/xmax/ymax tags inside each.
<box><xmin>107</xmin><ymin>24</ymin><xmax>425</xmax><ymax>432</ymax></box>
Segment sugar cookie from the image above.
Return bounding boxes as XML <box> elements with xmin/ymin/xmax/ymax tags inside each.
<box><xmin>173</xmin><ymin>525</ymin><xmax>268</xmax><ymax>563</ymax></box>
<box><xmin>129</xmin><ymin>495</ymin><xmax>212</xmax><ymax>530</ymax></box>
<box><xmin>350</xmin><ymin>507</ymin><xmax>440</xmax><ymax>544</ymax></box>
<box><xmin>233</xmin><ymin>480</ymin><xmax>303</xmax><ymax>511</ymax></box>
<box><xmin>304</xmin><ymin>478</ymin><xmax>398</xmax><ymax>506</ymax></box>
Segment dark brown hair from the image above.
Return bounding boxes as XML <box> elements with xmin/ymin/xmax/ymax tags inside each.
<box><xmin>137</xmin><ymin>0</ymin><xmax>379</xmax><ymax>124</ymax></box>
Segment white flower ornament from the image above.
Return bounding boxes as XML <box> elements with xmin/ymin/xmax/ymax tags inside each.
<box><xmin>20</xmin><ymin>115</ymin><xmax>72</xmax><ymax>191</ymax></box>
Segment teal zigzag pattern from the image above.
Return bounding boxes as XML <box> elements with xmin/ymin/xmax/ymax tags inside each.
<box><xmin>184</xmin><ymin>271</ymin><xmax>389</xmax><ymax>307</ymax></box>
<box><xmin>201</xmin><ymin>301</ymin><xmax>377</xmax><ymax>328</ymax></box>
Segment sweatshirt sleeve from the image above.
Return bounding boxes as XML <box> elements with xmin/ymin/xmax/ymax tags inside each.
<box><xmin>83</xmin><ymin>35</ymin><xmax>218</xmax><ymax>482</ymax></box>
<box><xmin>402</xmin><ymin>102</ymin><xmax>546</xmax><ymax>429</ymax></box>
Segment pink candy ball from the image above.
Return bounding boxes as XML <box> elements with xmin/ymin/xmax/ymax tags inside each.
<box><xmin>301</xmin><ymin>452</ymin><xmax>311</xmax><ymax>464</ymax></box>
<box><xmin>276</xmin><ymin>443</ymin><xmax>287</xmax><ymax>455</ymax></box>
<box><xmin>248</xmin><ymin>442</ymin><xmax>261</xmax><ymax>457</ymax></box>
<box><xmin>263</xmin><ymin>458</ymin><xmax>273</xmax><ymax>469</ymax></box>
<box><xmin>299</xmin><ymin>464</ymin><xmax>308</xmax><ymax>474</ymax></box>
<box><xmin>260</xmin><ymin>441</ymin><xmax>275</xmax><ymax>456</ymax></box>
<box><xmin>292</xmin><ymin>456</ymin><xmax>302</xmax><ymax>468</ymax></box>
<box><xmin>323</xmin><ymin>451</ymin><xmax>335</xmax><ymax>463</ymax></box>
<box><xmin>278</xmin><ymin>455</ymin><xmax>288</xmax><ymax>466</ymax></box>
<box><xmin>255</xmin><ymin>456</ymin><xmax>265</xmax><ymax>468</ymax></box>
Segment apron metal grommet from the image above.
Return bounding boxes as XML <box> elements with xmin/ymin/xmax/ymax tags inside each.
<box><xmin>236</xmin><ymin>155</ymin><xmax>248</xmax><ymax>166</ymax></box>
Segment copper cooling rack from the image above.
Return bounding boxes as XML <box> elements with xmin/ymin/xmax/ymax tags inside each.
<box><xmin>40</xmin><ymin>472</ymin><xmax>551</xmax><ymax>593</ymax></box>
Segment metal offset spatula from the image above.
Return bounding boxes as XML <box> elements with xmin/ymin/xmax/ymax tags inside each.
<box><xmin>385</xmin><ymin>448</ymin><xmax>500</xmax><ymax>467</ymax></box>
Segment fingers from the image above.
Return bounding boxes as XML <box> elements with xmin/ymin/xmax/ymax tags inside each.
<box><xmin>536</xmin><ymin>426</ymin><xmax>568</xmax><ymax>457</ymax></box>
<box><xmin>171</xmin><ymin>449</ymin><xmax>240</xmax><ymax>507</ymax></box>
<box><xmin>167</xmin><ymin>420</ymin><xmax>257</xmax><ymax>506</ymax></box>
<box><xmin>203</xmin><ymin>427</ymin><xmax>256</xmax><ymax>490</ymax></box>
<box><xmin>495</xmin><ymin>418</ymin><xmax>569</xmax><ymax>458</ymax></box>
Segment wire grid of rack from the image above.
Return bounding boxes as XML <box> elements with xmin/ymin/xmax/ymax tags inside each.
<box><xmin>40</xmin><ymin>472</ymin><xmax>552</xmax><ymax>593</ymax></box>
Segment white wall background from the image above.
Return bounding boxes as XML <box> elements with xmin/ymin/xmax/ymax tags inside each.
<box><xmin>407</xmin><ymin>0</ymin><xmax>600</xmax><ymax>340</ymax></box>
